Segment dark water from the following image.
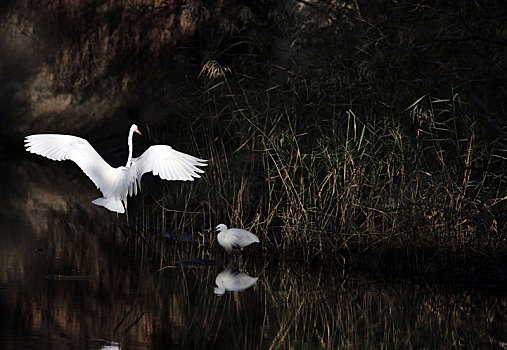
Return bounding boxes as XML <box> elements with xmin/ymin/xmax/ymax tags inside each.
<box><xmin>2</xmin><ymin>153</ymin><xmax>507</xmax><ymax>349</ymax></box>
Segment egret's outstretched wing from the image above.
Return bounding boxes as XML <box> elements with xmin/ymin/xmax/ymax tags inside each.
<box><xmin>130</xmin><ymin>145</ymin><xmax>207</xmax><ymax>191</ymax></box>
<box><xmin>24</xmin><ymin>134</ymin><xmax>115</xmax><ymax>196</ymax></box>
<box><xmin>132</xmin><ymin>145</ymin><xmax>207</xmax><ymax>181</ymax></box>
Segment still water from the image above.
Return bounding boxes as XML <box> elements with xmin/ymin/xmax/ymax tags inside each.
<box><xmin>1</xmin><ymin>153</ymin><xmax>507</xmax><ymax>349</ymax></box>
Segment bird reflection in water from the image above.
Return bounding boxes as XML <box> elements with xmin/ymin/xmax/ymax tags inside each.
<box><xmin>98</xmin><ymin>341</ymin><xmax>120</xmax><ymax>350</ymax></box>
<box><xmin>214</xmin><ymin>267</ymin><xmax>259</xmax><ymax>295</ymax></box>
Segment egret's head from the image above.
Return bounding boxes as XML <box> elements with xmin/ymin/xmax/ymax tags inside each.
<box><xmin>131</xmin><ymin>124</ymin><xmax>142</xmax><ymax>135</ymax></box>
<box><xmin>215</xmin><ymin>224</ymin><xmax>227</xmax><ymax>232</ymax></box>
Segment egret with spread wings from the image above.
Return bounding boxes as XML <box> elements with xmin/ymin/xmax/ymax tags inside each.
<box><xmin>25</xmin><ymin>124</ymin><xmax>207</xmax><ymax>214</ymax></box>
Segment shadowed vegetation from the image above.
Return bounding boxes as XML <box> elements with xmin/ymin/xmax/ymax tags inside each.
<box><xmin>3</xmin><ymin>2</ymin><xmax>507</xmax><ymax>348</ymax></box>
<box><xmin>1</xmin><ymin>1</ymin><xmax>505</xmax><ymax>271</ymax></box>
<box><xmin>141</xmin><ymin>1</ymin><xmax>507</xmax><ymax>272</ymax></box>
<box><xmin>3</xmin><ymin>194</ymin><xmax>507</xmax><ymax>349</ymax></box>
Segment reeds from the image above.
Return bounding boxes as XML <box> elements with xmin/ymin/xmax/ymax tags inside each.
<box><xmin>147</xmin><ymin>71</ymin><xmax>505</xmax><ymax>262</ymax></box>
<box><xmin>3</xmin><ymin>198</ymin><xmax>506</xmax><ymax>349</ymax></box>
<box><xmin>145</xmin><ymin>1</ymin><xmax>506</xmax><ymax>262</ymax></box>
<box><xmin>9</xmin><ymin>0</ymin><xmax>503</xmax><ymax>260</ymax></box>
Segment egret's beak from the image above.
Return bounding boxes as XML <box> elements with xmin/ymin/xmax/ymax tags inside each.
<box><xmin>136</xmin><ymin>129</ymin><xmax>142</xmax><ymax>135</ymax></box>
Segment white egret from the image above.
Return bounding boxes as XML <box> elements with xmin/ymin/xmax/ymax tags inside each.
<box><xmin>216</xmin><ymin>224</ymin><xmax>260</xmax><ymax>254</ymax></box>
<box><xmin>25</xmin><ymin>124</ymin><xmax>207</xmax><ymax>214</ymax></box>
<box><xmin>214</xmin><ymin>268</ymin><xmax>258</xmax><ymax>295</ymax></box>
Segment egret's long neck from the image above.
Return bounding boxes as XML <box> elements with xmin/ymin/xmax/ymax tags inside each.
<box><xmin>125</xmin><ymin>128</ymin><xmax>135</xmax><ymax>167</ymax></box>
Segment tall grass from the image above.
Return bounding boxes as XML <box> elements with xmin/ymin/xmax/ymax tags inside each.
<box><xmin>144</xmin><ymin>1</ymin><xmax>506</xmax><ymax>261</ymax></box>
<box><xmin>4</xmin><ymin>193</ymin><xmax>507</xmax><ymax>349</ymax></box>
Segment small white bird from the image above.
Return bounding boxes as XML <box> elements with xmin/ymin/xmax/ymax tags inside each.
<box><xmin>214</xmin><ymin>268</ymin><xmax>258</xmax><ymax>295</ymax></box>
<box><xmin>25</xmin><ymin>124</ymin><xmax>207</xmax><ymax>214</ymax></box>
<box><xmin>216</xmin><ymin>224</ymin><xmax>260</xmax><ymax>254</ymax></box>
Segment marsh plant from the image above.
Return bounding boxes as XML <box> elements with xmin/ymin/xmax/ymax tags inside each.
<box><xmin>142</xmin><ymin>1</ymin><xmax>506</xmax><ymax>263</ymax></box>
<box><xmin>9</xmin><ymin>0</ymin><xmax>494</xmax><ymax>260</ymax></box>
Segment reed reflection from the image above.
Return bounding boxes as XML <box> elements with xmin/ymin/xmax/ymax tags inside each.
<box><xmin>214</xmin><ymin>268</ymin><xmax>259</xmax><ymax>295</ymax></box>
<box><xmin>2</xmin><ymin>156</ymin><xmax>507</xmax><ymax>349</ymax></box>
<box><xmin>0</xmin><ymin>156</ymin><xmax>183</xmax><ymax>348</ymax></box>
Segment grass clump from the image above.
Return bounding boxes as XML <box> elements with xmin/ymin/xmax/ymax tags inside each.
<box><xmin>139</xmin><ymin>1</ymin><xmax>506</xmax><ymax>267</ymax></box>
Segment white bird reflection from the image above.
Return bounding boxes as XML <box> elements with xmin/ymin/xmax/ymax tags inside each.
<box><xmin>214</xmin><ymin>268</ymin><xmax>259</xmax><ymax>295</ymax></box>
<box><xmin>95</xmin><ymin>340</ymin><xmax>120</xmax><ymax>349</ymax></box>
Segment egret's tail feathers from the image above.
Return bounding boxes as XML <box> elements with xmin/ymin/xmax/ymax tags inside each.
<box><xmin>92</xmin><ymin>197</ymin><xmax>125</xmax><ymax>213</ymax></box>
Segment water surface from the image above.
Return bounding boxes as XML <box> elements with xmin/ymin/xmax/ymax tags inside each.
<box><xmin>1</xmin><ymin>153</ymin><xmax>507</xmax><ymax>349</ymax></box>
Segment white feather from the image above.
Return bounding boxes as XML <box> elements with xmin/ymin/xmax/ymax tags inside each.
<box><xmin>25</xmin><ymin>124</ymin><xmax>207</xmax><ymax>214</ymax></box>
<box><xmin>215</xmin><ymin>224</ymin><xmax>260</xmax><ymax>254</ymax></box>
